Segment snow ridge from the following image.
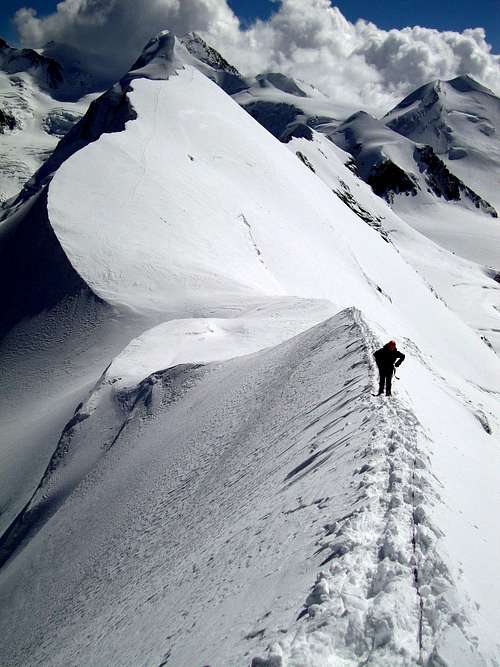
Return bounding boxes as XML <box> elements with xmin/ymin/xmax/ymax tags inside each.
<box><xmin>1</xmin><ymin>31</ymin><xmax>188</xmax><ymax>214</ymax></box>
<box><xmin>253</xmin><ymin>314</ymin><xmax>482</xmax><ymax>666</ymax></box>
<box><xmin>0</xmin><ymin>30</ymin><xmax>241</xmax><ymax>213</ymax></box>
<box><xmin>128</xmin><ymin>31</ymin><xmax>181</xmax><ymax>80</ymax></box>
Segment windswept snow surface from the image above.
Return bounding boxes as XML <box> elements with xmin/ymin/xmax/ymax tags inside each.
<box><xmin>2</xmin><ymin>32</ymin><xmax>500</xmax><ymax>667</ymax></box>
<box><xmin>48</xmin><ymin>63</ymin><xmax>372</xmax><ymax>317</ymax></box>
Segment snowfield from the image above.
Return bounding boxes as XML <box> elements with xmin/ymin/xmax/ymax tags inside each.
<box><xmin>1</xmin><ymin>31</ymin><xmax>500</xmax><ymax>667</ymax></box>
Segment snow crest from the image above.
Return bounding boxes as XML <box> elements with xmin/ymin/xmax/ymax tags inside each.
<box><xmin>252</xmin><ymin>315</ymin><xmax>483</xmax><ymax>667</ymax></box>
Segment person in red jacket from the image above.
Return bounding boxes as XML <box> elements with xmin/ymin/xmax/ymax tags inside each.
<box><xmin>374</xmin><ymin>340</ymin><xmax>405</xmax><ymax>396</ymax></box>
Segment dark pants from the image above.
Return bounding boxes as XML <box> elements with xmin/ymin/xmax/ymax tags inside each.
<box><xmin>377</xmin><ymin>365</ymin><xmax>393</xmax><ymax>395</ymax></box>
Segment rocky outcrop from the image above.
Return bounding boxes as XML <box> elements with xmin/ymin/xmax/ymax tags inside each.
<box><xmin>415</xmin><ymin>145</ymin><xmax>497</xmax><ymax>216</ymax></box>
<box><xmin>0</xmin><ymin>107</ymin><xmax>16</xmax><ymax>133</ymax></box>
<box><xmin>180</xmin><ymin>32</ymin><xmax>248</xmax><ymax>94</ymax></box>
<box><xmin>243</xmin><ymin>101</ymin><xmax>310</xmax><ymax>142</ymax></box>
<box><xmin>367</xmin><ymin>160</ymin><xmax>418</xmax><ymax>203</ymax></box>
<box><xmin>181</xmin><ymin>32</ymin><xmax>240</xmax><ymax>76</ymax></box>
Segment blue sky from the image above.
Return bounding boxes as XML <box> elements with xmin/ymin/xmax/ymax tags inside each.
<box><xmin>1</xmin><ymin>0</ymin><xmax>499</xmax><ymax>51</ymax></box>
<box><xmin>232</xmin><ymin>0</ymin><xmax>500</xmax><ymax>49</ymax></box>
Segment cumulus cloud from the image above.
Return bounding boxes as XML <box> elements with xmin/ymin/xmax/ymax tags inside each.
<box><xmin>13</xmin><ymin>0</ymin><xmax>500</xmax><ymax>114</ymax></box>
<box><xmin>209</xmin><ymin>0</ymin><xmax>500</xmax><ymax>113</ymax></box>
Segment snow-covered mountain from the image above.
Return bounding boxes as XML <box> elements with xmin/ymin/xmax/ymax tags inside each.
<box><xmin>385</xmin><ymin>76</ymin><xmax>500</xmax><ymax>211</ymax></box>
<box><xmin>0</xmin><ymin>38</ymin><xmax>98</xmax><ymax>202</ymax></box>
<box><xmin>0</xmin><ymin>37</ymin><xmax>65</xmax><ymax>91</ymax></box>
<box><xmin>318</xmin><ymin>78</ymin><xmax>500</xmax><ymax>268</ymax></box>
<box><xmin>1</xmin><ymin>30</ymin><xmax>500</xmax><ymax>666</ymax></box>
<box><xmin>329</xmin><ymin>109</ymin><xmax>495</xmax><ymax>215</ymax></box>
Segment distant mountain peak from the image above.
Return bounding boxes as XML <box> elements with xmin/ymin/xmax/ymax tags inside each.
<box><xmin>128</xmin><ymin>30</ymin><xmax>178</xmax><ymax>78</ymax></box>
<box><xmin>0</xmin><ymin>37</ymin><xmax>64</xmax><ymax>90</ymax></box>
<box><xmin>327</xmin><ymin>104</ymin><xmax>497</xmax><ymax>216</ymax></box>
<box><xmin>382</xmin><ymin>74</ymin><xmax>500</xmax><ymax>209</ymax></box>
<box><xmin>387</xmin><ymin>74</ymin><xmax>496</xmax><ymax>117</ymax></box>
<box><xmin>180</xmin><ymin>31</ymin><xmax>241</xmax><ymax>77</ymax></box>
<box><xmin>255</xmin><ymin>72</ymin><xmax>307</xmax><ymax>98</ymax></box>
<box><xmin>126</xmin><ymin>30</ymin><xmax>247</xmax><ymax>95</ymax></box>
<box><xmin>446</xmin><ymin>74</ymin><xmax>496</xmax><ymax>96</ymax></box>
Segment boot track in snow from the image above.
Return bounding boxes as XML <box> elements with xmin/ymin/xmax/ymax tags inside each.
<box><xmin>252</xmin><ymin>312</ymin><xmax>482</xmax><ymax>667</ymax></box>
<box><xmin>0</xmin><ymin>308</ymin><xmax>489</xmax><ymax>666</ymax></box>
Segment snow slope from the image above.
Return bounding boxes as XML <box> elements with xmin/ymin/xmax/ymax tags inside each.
<box><xmin>44</xmin><ymin>32</ymin><xmax>500</xmax><ymax>376</ymax></box>
<box><xmin>1</xmin><ymin>31</ymin><xmax>500</xmax><ymax>667</ymax></box>
<box><xmin>229</xmin><ymin>69</ymin><xmax>500</xmax><ymax>271</ymax></box>
<box><xmin>1</xmin><ymin>309</ymin><xmax>408</xmax><ymax>667</ymax></box>
<box><xmin>285</xmin><ymin>129</ymin><xmax>500</xmax><ymax>355</ymax></box>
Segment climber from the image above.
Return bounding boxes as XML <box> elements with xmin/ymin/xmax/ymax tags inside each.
<box><xmin>374</xmin><ymin>340</ymin><xmax>405</xmax><ymax>396</ymax></box>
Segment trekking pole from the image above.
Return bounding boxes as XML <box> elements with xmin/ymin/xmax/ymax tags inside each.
<box><xmin>393</xmin><ymin>367</ymin><xmax>400</xmax><ymax>380</ymax></box>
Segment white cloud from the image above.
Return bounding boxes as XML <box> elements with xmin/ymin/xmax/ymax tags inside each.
<box><xmin>208</xmin><ymin>0</ymin><xmax>500</xmax><ymax>113</ymax></box>
<box><xmin>13</xmin><ymin>0</ymin><xmax>500</xmax><ymax>114</ymax></box>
